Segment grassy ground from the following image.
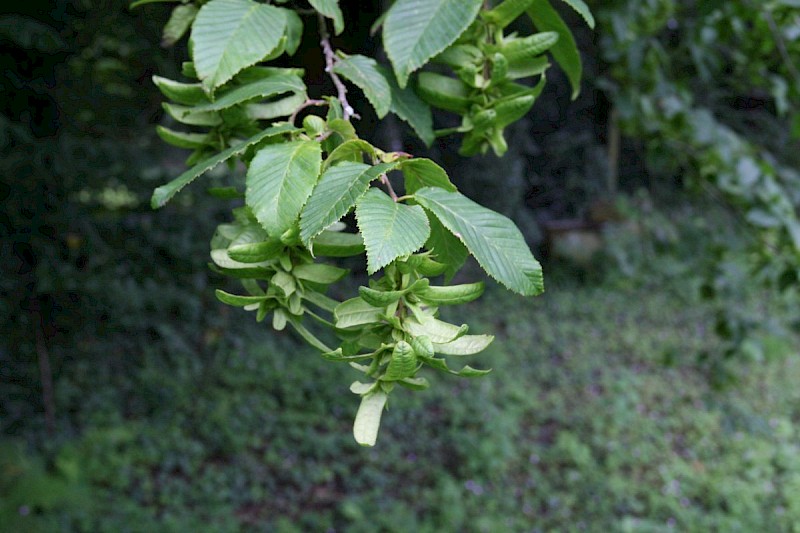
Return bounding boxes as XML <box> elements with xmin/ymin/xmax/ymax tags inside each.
<box><xmin>3</xmin><ymin>278</ymin><xmax>800</xmax><ymax>532</ymax></box>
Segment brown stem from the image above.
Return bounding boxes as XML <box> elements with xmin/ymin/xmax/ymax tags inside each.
<box><xmin>380</xmin><ymin>174</ymin><xmax>399</xmax><ymax>201</ymax></box>
<box><xmin>319</xmin><ymin>15</ymin><xmax>360</xmax><ymax>121</ymax></box>
<box><xmin>289</xmin><ymin>98</ymin><xmax>328</xmax><ymax>125</ymax></box>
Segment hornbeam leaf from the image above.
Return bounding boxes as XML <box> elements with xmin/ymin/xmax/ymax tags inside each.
<box><xmin>405</xmin><ymin>316</ymin><xmax>468</xmax><ymax>344</ymax></box>
<box><xmin>335</xmin><ymin>297</ymin><xmax>384</xmax><ymax>329</ymax></box>
<box><xmin>151</xmin><ymin>123</ymin><xmax>297</xmax><ymax>208</ymax></box>
<box><xmin>527</xmin><ymin>0</ymin><xmax>582</xmax><ymax>99</ymax></box>
<box><xmin>191</xmin><ymin>0</ymin><xmax>287</xmax><ymax>93</ymax></box>
<box><xmin>426</xmin><ymin>214</ymin><xmax>468</xmax><ymax>282</ymax></box>
<box><xmin>334</xmin><ymin>54</ymin><xmax>392</xmax><ymax>118</ymax></box>
<box><xmin>156</xmin><ymin>126</ymin><xmax>208</xmax><ymax>149</ymax></box>
<box><xmin>246</xmin><ymin>141</ymin><xmax>322</xmax><ymax>237</ymax></box>
<box><xmin>415</xmin><ymin>187</ymin><xmax>543</xmax><ymax>296</ymax></box>
<box><xmin>215</xmin><ymin>289</ymin><xmax>267</xmax><ymax>307</ymax></box>
<box><xmin>380</xmin><ymin>66</ymin><xmax>434</xmax><ymax>146</ymax></box>
<box><xmin>130</xmin><ymin>0</ymin><xmax>179</xmax><ymax>8</ymax></box>
<box><xmin>433</xmin><ymin>334</ymin><xmax>494</xmax><ymax>355</ymax></box>
<box><xmin>191</xmin><ymin>74</ymin><xmax>306</xmax><ymax>113</ymax></box>
<box><xmin>353</xmin><ymin>391</ymin><xmax>387</xmax><ymax>447</ymax></box>
<box><xmin>152</xmin><ymin>76</ymin><xmax>208</xmax><ymax>105</ymax></box>
<box><xmin>309</xmin><ymin>0</ymin><xmax>344</xmax><ymax>35</ymax></box>
<box><xmin>559</xmin><ymin>0</ymin><xmax>595</xmax><ymax>28</ymax></box>
<box><xmin>355</xmin><ymin>188</ymin><xmax>430</xmax><ymax>274</ymax></box>
<box><xmin>281</xmin><ymin>8</ymin><xmax>303</xmax><ymax>55</ymax></box>
<box><xmin>300</xmin><ymin>161</ymin><xmax>398</xmax><ymax>247</ymax></box>
<box><xmin>162</xmin><ymin>4</ymin><xmax>198</xmax><ymax>47</ymax></box>
<box><xmin>399</xmin><ymin>158</ymin><xmax>456</xmax><ymax>194</ymax></box>
<box><xmin>312</xmin><ymin>231</ymin><xmax>366</xmax><ymax>257</ymax></box>
<box><xmin>383</xmin><ymin>0</ymin><xmax>483</xmax><ymax>88</ymax></box>
<box><xmin>415</xmin><ymin>282</ymin><xmax>485</xmax><ymax>305</ymax></box>
<box><xmin>292</xmin><ymin>263</ymin><xmax>349</xmax><ymax>284</ymax></box>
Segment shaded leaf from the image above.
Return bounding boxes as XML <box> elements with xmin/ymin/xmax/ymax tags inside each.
<box><xmin>151</xmin><ymin>123</ymin><xmax>297</xmax><ymax>208</ymax></box>
<box><xmin>355</xmin><ymin>189</ymin><xmax>430</xmax><ymax>274</ymax></box>
<box><xmin>246</xmin><ymin>141</ymin><xmax>322</xmax><ymax>237</ymax></box>
<box><xmin>334</xmin><ymin>54</ymin><xmax>392</xmax><ymax>118</ymax></box>
<box><xmin>191</xmin><ymin>0</ymin><xmax>287</xmax><ymax>92</ymax></box>
<box><xmin>383</xmin><ymin>0</ymin><xmax>483</xmax><ymax>87</ymax></box>
<box><xmin>300</xmin><ymin>161</ymin><xmax>398</xmax><ymax>246</ymax></box>
<box><xmin>415</xmin><ymin>187</ymin><xmax>543</xmax><ymax>295</ymax></box>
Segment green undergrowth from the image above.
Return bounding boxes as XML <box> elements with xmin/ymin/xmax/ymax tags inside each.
<box><xmin>3</xmin><ymin>281</ymin><xmax>800</xmax><ymax>532</ymax></box>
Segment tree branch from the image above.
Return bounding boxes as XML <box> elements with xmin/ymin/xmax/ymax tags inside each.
<box><xmin>289</xmin><ymin>98</ymin><xmax>328</xmax><ymax>125</ymax></box>
<box><xmin>319</xmin><ymin>15</ymin><xmax>359</xmax><ymax>121</ymax></box>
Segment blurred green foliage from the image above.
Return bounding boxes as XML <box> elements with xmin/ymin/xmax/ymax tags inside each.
<box><xmin>3</xmin><ymin>283</ymin><xmax>800</xmax><ymax>531</ymax></box>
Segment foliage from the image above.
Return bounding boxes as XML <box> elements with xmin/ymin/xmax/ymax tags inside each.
<box><xmin>4</xmin><ymin>282</ymin><xmax>800</xmax><ymax>531</ymax></box>
<box><xmin>136</xmin><ymin>0</ymin><xmax>592</xmax><ymax>445</ymax></box>
<box><xmin>597</xmin><ymin>0</ymin><xmax>800</xmax><ymax>371</ymax></box>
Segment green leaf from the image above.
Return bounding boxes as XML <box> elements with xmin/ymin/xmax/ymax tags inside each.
<box><xmin>559</xmin><ymin>0</ymin><xmax>594</xmax><ymax>28</ymax></box>
<box><xmin>355</xmin><ymin>189</ymin><xmax>431</xmax><ymax>274</ymax></box>
<box><xmin>399</xmin><ymin>158</ymin><xmax>456</xmax><ymax>194</ymax></box>
<box><xmin>280</xmin><ymin>8</ymin><xmax>303</xmax><ymax>55</ymax></box>
<box><xmin>415</xmin><ymin>282</ymin><xmax>484</xmax><ymax>305</ymax></box>
<box><xmin>415</xmin><ymin>187</ymin><xmax>543</xmax><ymax>295</ymax></box>
<box><xmin>323</xmin><ymin>140</ymin><xmax>376</xmax><ymax>170</ymax></box>
<box><xmin>456</xmin><ymin>365</ymin><xmax>492</xmax><ymax>377</ymax></box>
<box><xmin>527</xmin><ymin>0</ymin><xmax>582</xmax><ymax>99</ymax></box>
<box><xmin>350</xmin><ymin>381</ymin><xmax>376</xmax><ymax>395</ymax></box>
<box><xmin>151</xmin><ymin>123</ymin><xmax>297</xmax><ymax>208</ymax></box>
<box><xmin>484</xmin><ymin>0</ymin><xmax>535</xmax><ymax>28</ymax></box>
<box><xmin>130</xmin><ymin>0</ymin><xmax>179</xmax><ymax>8</ymax></box>
<box><xmin>383</xmin><ymin>341</ymin><xmax>418</xmax><ymax>380</ymax></box>
<box><xmin>353</xmin><ymin>391</ymin><xmax>387</xmax><ymax>447</ymax></box>
<box><xmin>156</xmin><ymin>126</ymin><xmax>208</xmax><ymax>149</ymax></box>
<box><xmin>309</xmin><ymin>0</ymin><xmax>344</xmax><ymax>35</ymax></box>
<box><xmin>416</xmin><ymin>72</ymin><xmax>472</xmax><ymax>113</ymax></box>
<box><xmin>210</xmin><ymin>249</ymin><xmax>272</xmax><ymax>270</ymax></box>
<box><xmin>334</xmin><ymin>54</ymin><xmax>392</xmax><ymax>118</ymax></box>
<box><xmin>426</xmin><ymin>214</ymin><xmax>468</xmax><ymax>282</ymax></box>
<box><xmin>162</xmin><ymin>4</ymin><xmax>198</xmax><ymax>47</ymax></box>
<box><xmin>300</xmin><ymin>161</ymin><xmax>398</xmax><ymax>247</ymax></box>
<box><xmin>191</xmin><ymin>73</ymin><xmax>306</xmax><ymax>113</ymax></box>
<box><xmin>162</xmin><ymin>103</ymin><xmax>221</xmax><ymax>126</ymax></box>
<box><xmin>246</xmin><ymin>92</ymin><xmax>307</xmax><ymax>120</ymax></box>
<box><xmin>378</xmin><ymin>66</ymin><xmax>434</xmax><ymax>146</ymax></box>
<box><xmin>311</xmin><ymin>230</ymin><xmax>366</xmax><ymax>257</ymax></box>
<box><xmin>335</xmin><ymin>297</ymin><xmax>384</xmax><ymax>329</ymax></box>
<box><xmin>383</xmin><ymin>0</ymin><xmax>483</xmax><ymax>88</ymax></box>
<box><xmin>405</xmin><ymin>316</ymin><xmax>468</xmax><ymax>343</ymax></box>
<box><xmin>433</xmin><ymin>334</ymin><xmax>494</xmax><ymax>355</ymax></box>
<box><xmin>215</xmin><ymin>289</ymin><xmax>267</xmax><ymax>307</ymax></box>
<box><xmin>292</xmin><ymin>263</ymin><xmax>349</xmax><ymax>284</ymax></box>
<box><xmin>246</xmin><ymin>141</ymin><xmax>322</xmax><ymax>237</ymax></box>
<box><xmin>152</xmin><ymin>76</ymin><xmax>208</xmax><ymax>105</ymax></box>
<box><xmin>228</xmin><ymin>240</ymin><xmax>284</xmax><ymax>263</ymax></box>
<box><xmin>191</xmin><ymin>0</ymin><xmax>287</xmax><ymax>93</ymax></box>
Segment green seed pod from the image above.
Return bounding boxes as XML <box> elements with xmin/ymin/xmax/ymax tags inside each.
<box><xmin>359</xmin><ymin>285</ymin><xmax>405</xmax><ymax>307</ymax></box>
<box><xmin>303</xmin><ymin>115</ymin><xmax>327</xmax><ymax>137</ymax></box>
<box><xmin>497</xmin><ymin>32</ymin><xmax>559</xmax><ymax>63</ymax></box>
<box><xmin>410</xmin><ymin>335</ymin><xmax>435</xmax><ymax>359</ymax></box>
<box><xmin>433</xmin><ymin>44</ymin><xmax>483</xmax><ymax>68</ymax></box>
<box><xmin>416</xmin><ymin>72</ymin><xmax>473</xmax><ymax>114</ymax></box>
<box><xmin>490</xmin><ymin>53</ymin><xmax>509</xmax><ymax>87</ymax></box>
<box><xmin>492</xmin><ymin>94</ymin><xmax>536</xmax><ymax>128</ymax></box>
<box><xmin>415</xmin><ymin>281</ymin><xmax>485</xmax><ymax>306</ymax></box>
<box><xmin>383</xmin><ymin>341</ymin><xmax>417</xmax><ymax>381</ymax></box>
